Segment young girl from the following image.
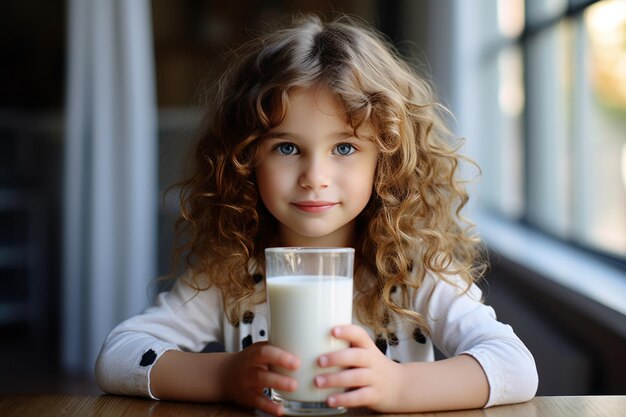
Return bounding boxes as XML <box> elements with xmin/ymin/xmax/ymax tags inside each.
<box><xmin>96</xmin><ymin>13</ymin><xmax>538</xmax><ymax>415</ymax></box>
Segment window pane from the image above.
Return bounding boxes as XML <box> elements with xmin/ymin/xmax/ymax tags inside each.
<box><xmin>478</xmin><ymin>45</ymin><xmax>525</xmax><ymax>218</ymax></box>
<box><xmin>498</xmin><ymin>0</ymin><xmax>525</xmax><ymax>38</ymax></box>
<box><xmin>525</xmin><ymin>20</ymin><xmax>573</xmax><ymax>238</ymax></box>
<box><xmin>572</xmin><ymin>0</ymin><xmax>626</xmax><ymax>257</ymax></box>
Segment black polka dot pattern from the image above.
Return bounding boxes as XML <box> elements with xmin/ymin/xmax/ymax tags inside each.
<box><xmin>139</xmin><ymin>349</ymin><xmax>157</xmax><ymax>366</ymax></box>
<box><xmin>242</xmin><ymin>335</ymin><xmax>253</xmax><ymax>349</ymax></box>
<box><xmin>252</xmin><ymin>273</ymin><xmax>263</xmax><ymax>285</ymax></box>
<box><xmin>242</xmin><ymin>310</ymin><xmax>255</xmax><ymax>324</ymax></box>
<box><xmin>259</xmin><ymin>329</ymin><xmax>266</xmax><ymax>337</ymax></box>
<box><xmin>387</xmin><ymin>332</ymin><xmax>399</xmax><ymax>346</ymax></box>
<box><xmin>375</xmin><ymin>335</ymin><xmax>388</xmax><ymax>354</ymax></box>
<box><xmin>413</xmin><ymin>327</ymin><xmax>426</xmax><ymax>344</ymax></box>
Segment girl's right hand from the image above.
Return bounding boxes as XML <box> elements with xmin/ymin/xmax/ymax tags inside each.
<box><xmin>219</xmin><ymin>342</ymin><xmax>300</xmax><ymax>416</ymax></box>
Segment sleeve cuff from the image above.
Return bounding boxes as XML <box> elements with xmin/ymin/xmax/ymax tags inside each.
<box><xmin>143</xmin><ymin>342</ymin><xmax>179</xmax><ymax>400</ymax></box>
<box><xmin>461</xmin><ymin>340</ymin><xmax>538</xmax><ymax>408</ymax></box>
<box><xmin>460</xmin><ymin>350</ymin><xmax>503</xmax><ymax>408</ymax></box>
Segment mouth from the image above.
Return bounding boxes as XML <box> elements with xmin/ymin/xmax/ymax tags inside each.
<box><xmin>291</xmin><ymin>201</ymin><xmax>338</xmax><ymax>213</ymax></box>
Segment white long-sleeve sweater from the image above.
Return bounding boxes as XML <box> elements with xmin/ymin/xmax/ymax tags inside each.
<box><xmin>95</xmin><ymin>270</ymin><xmax>538</xmax><ymax>407</ymax></box>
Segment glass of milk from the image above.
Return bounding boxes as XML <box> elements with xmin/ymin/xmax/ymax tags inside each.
<box><xmin>265</xmin><ymin>247</ymin><xmax>354</xmax><ymax>416</ymax></box>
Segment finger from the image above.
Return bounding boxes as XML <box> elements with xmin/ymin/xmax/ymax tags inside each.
<box><xmin>257</xmin><ymin>369</ymin><xmax>298</xmax><ymax>392</ymax></box>
<box><xmin>318</xmin><ymin>347</ymin><xmax>370</xmax><ymax>369</ymax></box>
<box><xmin>315</xmin><ymin>368</ymin><xmax>371</xmax><ymax>389</ymax></box>
<box><xmin>331</xmin><ymin>325</ymin><xmax>375</xmax><ymax>349</ymax></box>
<box><xmin>253</xmin><ymin>344</ymin><xmax>300</xmax><ymax>370</ymax></box>
<box><xmin>252</xmin><ymin>393</ymin><xmax>285</xmax><ymax>416</ymax></box>
<box><xmin>327</xmin><ymin>386</ymin><xmax>377</xmax><ymax>409</ymax></box>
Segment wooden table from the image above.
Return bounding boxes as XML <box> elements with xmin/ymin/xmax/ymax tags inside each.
<box><xmin>0</xmin><ymin>394</ymin><xmax>625</xmax><ymax>416</ymax></box>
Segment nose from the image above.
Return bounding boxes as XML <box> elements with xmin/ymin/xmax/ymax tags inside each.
<box><xmin>298</xmin><ymin>155</ymin><xmax>330</xmax><ymax>189</ymax></box>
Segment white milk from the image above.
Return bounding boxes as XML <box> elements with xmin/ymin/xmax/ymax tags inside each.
<box><xmin>267</xmin><ymin>275</ymin><xmax>353</xmax><ymax>402</ymax></box>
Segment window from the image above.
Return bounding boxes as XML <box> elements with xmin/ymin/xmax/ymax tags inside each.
<box><xmin>478</xmin><ymin>0</ymin><xmax>626</xmax><ymax>263</ymax></box>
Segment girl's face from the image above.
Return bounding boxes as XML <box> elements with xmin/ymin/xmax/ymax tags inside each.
<box><xmin>255</xmin><ymin>86</ymin><xmax>379</xmax><ymax>247</ymax></box>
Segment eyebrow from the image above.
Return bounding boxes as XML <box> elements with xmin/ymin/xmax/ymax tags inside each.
<box><xmin>264</xmin><ymin>130</ymin><xmax>358</xmax><ymax>141</ymax></box>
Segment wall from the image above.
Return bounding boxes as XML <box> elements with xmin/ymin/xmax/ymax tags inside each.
<box><xmin>483</xmin><ymin>251</ymin><xmax>626</xmax><ymax>394</ymax></box>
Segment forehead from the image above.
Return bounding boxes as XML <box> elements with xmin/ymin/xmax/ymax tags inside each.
<box><xmin>272</xmin><ymin>86</ymin><xmax>375</xmax><ymax>139</ymax></box>
<box><xmin>284</xmin><ymin>86</ymin><xmax>346</xmax><ymax>120</ymax></box>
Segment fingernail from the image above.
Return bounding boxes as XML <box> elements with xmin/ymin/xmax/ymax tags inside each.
<box><xmin>332</xmin><ymin>327</ymin><xmax>341</xmax><ymax>336</ymax></box>
<box><xmin>318</xmin><ymin>355</ymin><xmax>328</xmax><ymax>367</ymax></box>
<box><xmin>328</xmin><ymin>396</ymin><xmax>337</xmax><ymax>407</ymax></box>
<box><xmin>315</xmin><ymin>375</ymin><xmax>326</xmax><ymax>387</ymax></box>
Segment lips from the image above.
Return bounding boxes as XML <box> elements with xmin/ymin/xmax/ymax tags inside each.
<box><xmin>291</xmin><ymin>201</ymin><xmax>338</xmax><ymax>213</ymax></box>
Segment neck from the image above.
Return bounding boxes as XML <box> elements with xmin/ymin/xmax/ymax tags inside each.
<box><xmin>278</xmin><ymin>222</ymin><xmax>356</xmax><ymax>248</ymax></box>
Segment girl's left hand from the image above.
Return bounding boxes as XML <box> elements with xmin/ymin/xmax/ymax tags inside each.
<box><xmin>314</xmin><ymin>324</ymin><xmax>405</xmax><ymax>412</ymax></box>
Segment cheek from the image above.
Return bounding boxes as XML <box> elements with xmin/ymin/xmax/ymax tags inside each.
<box><xmin>346</xmin><ymin>165</ymin><xmax>377</xmax><ymax>205</ymax></box>
<box><xmin>255</xmin><ymin>168</ymin><xmax>271</xmax><ymax>206</ymax></box>
<box><xmin>256</xmin><ymin>166</ymin><xmax>285</xmax><ymax>208</ymax></box>
<box><xmin>356</xmin><ymin>178</ymin><xmax>375</xmax><ymax>204</ymax></box>
<box><xmin>360</xmin><ymin>158</ymin><xmax>378</xmax><ymax>190</ymax></box>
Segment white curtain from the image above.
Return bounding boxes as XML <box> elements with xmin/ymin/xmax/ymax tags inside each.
<box><xmin>63</xmin><ymin>0</ymin><xmax>157</xmax><ymax>373</ymax></box>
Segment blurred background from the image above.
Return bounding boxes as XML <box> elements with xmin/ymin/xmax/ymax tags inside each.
<box><xmin>1</xmin><ymin>0</ymin><xmax>625</xmax><ymax>396</ymax></box>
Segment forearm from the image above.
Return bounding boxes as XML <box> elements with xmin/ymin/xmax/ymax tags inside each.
<box><xmin>396</xmin><ymin>354</ymin><xmax>489</xmax><ymax>412</ymax></box>
<box><xmin>150</xmin><ymin>350</ymin><xmax>233</xmax><ymax>402</ymax></box>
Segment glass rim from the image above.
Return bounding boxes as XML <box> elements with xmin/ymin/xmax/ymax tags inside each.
<box><xmin>265</xmin><ymin>247</ymin><xmax>354</xmax><ymax>254</ymax></box>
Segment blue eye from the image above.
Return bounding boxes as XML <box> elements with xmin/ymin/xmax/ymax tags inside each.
<box><xmin>334</xmin><ymin>143</ymin><xmax>356</xmax><ymax>156</ymax></box>
<box><xmin>276</xmin><ymin>143</ymin><xmax>298</xmax><ymax>155</ymax></box>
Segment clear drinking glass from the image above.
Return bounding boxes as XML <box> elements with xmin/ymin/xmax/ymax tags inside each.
<box><xmin>265</xmin><ymin>247</ymin><xmax>354</xmax><ymax>416</ymax></box>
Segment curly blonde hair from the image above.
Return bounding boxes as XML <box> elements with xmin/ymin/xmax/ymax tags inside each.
<box><xmin>174</xmin><ymin>13</ymin><xmax>486</xmax><ymax>335</ymax></box>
